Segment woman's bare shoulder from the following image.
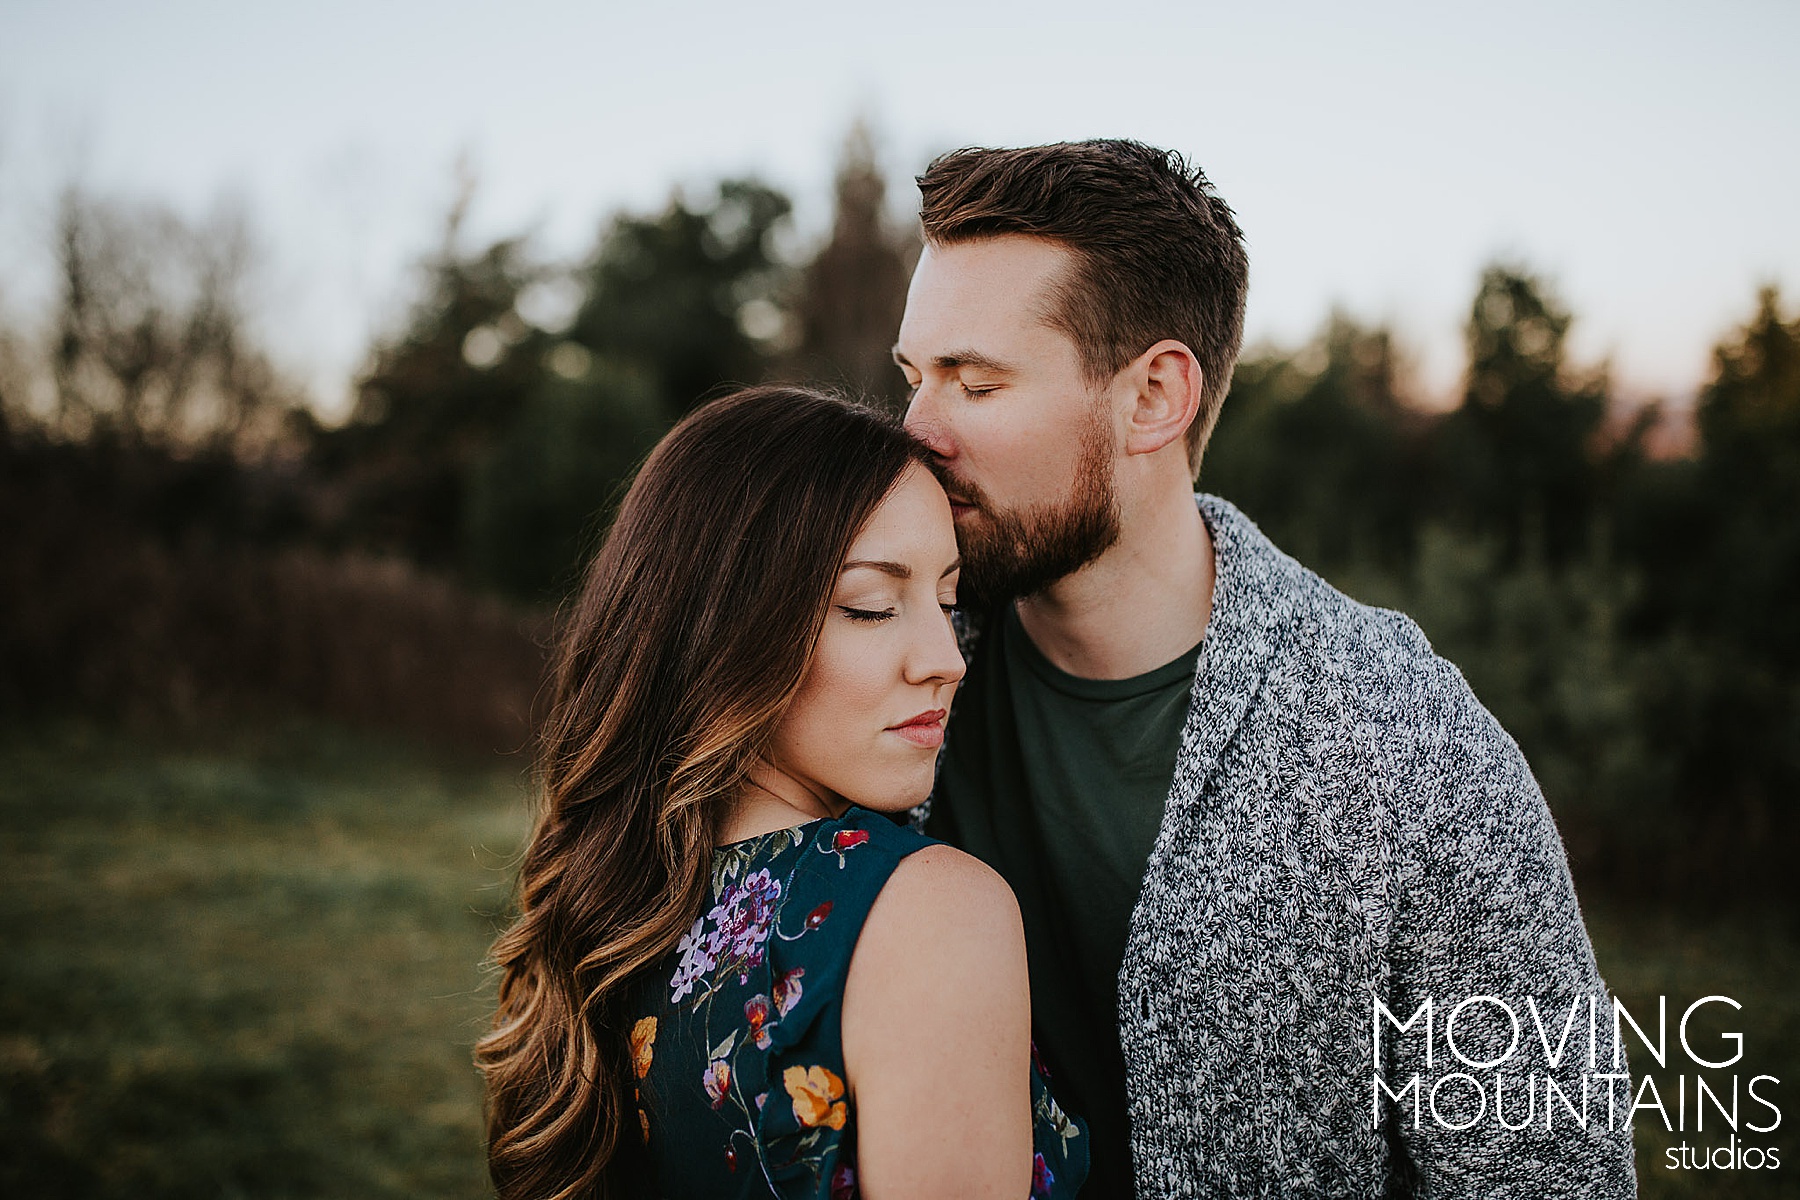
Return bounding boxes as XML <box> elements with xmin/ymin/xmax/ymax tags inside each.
<box><xmin>840</xmin><ymin>840</ymin><xmax>1028</xmax><ymax>1049</ymax></box>
<box><xmin>839</xmin><ymin>842</ymin><xmax>1033</xmax><ymax>1193</ymax></box>
<box><xmin>867</xmin><ymin>842</ymin><xmax>1023</xmax><ymax>941</ymax></box>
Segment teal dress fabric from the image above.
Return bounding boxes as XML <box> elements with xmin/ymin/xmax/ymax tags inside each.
<box><xmin>628</xmin><ymin>804</ymin><xmax>1089</xmax><ymax>1198</ymax></box>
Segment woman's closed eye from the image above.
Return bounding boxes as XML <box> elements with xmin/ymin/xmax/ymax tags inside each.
<box><xmin>838</xmin><ymin>605</ymin><xmax>896</xmax><ymax>624</ymax></box>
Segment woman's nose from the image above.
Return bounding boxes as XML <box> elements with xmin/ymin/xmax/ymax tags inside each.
<box><xmin>908</xmin><ymin>606</ymin><xmax>967</xmax><ymax>687</ymax></box>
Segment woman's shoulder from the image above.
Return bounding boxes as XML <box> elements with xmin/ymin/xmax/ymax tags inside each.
<box><xmin>762</xmin><ymin>807</ymin><xmax>1025</xmax><ymax>1030</ymax></box>
<box><xmin>867</xmin><ymin>840</ymin><xmax>1020</xmax><ymax>933</ymax></box>
<box><xmin>696</xmin><ymin>805</ymin><xmax>1023</xmax><ymax>1018</ymax></box>
<box><xmin>845</xmin><ymin>833</ymin><xmax>1024</xmax><ymax>1003</ymax></box>
<box><xmin>836</xmin><ymin>825</ymin><xmax>1036</xmax><ymax>1195</ymax></box>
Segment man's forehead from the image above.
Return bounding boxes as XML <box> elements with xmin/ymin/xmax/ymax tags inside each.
<box><xmin>898</xmin><ymin>238</ymin><xmax>1073</xmax><ymax>354</ymax></box>
<box><xmin>914</xmin><ymin>236</ymin><xmax>1073</xmax><ymax>296</ymax></box>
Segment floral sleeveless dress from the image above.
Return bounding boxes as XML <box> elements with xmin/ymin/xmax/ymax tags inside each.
<box><xmin>627</xmin><ymin>804</ymin><xmax>1089</xmax><ymax>1198</ymax></box>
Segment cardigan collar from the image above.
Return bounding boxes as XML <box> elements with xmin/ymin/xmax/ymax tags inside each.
<box><xmin>1162</xmin><ymin>494</ymin><xmax>1309</xmax><ymax>819</ymax></box>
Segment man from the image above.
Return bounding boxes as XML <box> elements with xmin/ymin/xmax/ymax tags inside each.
<box><xmin>893</xmin><ymin>141</ymin><xmax>1636</xmax><ymax>1198</ymax></box>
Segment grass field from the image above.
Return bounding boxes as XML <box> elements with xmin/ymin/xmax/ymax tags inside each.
<box><xmin>0</xmin><ymin>723</ymin><xmax>529</xmax><ymax>1198</ymax></box>
<box><xmin>0</xmin><ymin>722</ymin><xmax>1792</xmax><ymax>1197</ymax></box>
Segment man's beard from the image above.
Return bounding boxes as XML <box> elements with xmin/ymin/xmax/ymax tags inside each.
<box><xmin>941</xmin><ymin>412</ymin><xmax>1120</xmax><ymax>612</ymax></box>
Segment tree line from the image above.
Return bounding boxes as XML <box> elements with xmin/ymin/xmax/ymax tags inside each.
<box><xmin>2</xmin><ymin>127</ymin><xmax>1795</xmax><ymax>904</ymax></box>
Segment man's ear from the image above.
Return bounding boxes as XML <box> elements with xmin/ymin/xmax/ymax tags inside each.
<box><xmin>1122</xmin><ymin>340</ymin><xmax>1204</xmax><ymax>459</ymax></box>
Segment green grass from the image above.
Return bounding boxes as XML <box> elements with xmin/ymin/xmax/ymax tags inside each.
<box><xmin>0</xmin><ymin>724</ymin><xmax>1793</xmax><ymax>1197</ymax></box>
<box><xmin>0</xmin><ymin>723</ymin><xmax>531</xmax><ymax>1199</ymax></box>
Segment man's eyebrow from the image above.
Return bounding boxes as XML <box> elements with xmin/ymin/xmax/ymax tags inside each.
<box><xmin>889</xmin><ymin>346</ymin><xmax>1016</xmax><ymax>375</ymax></box>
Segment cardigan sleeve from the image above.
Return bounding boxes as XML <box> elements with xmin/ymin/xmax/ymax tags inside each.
<box><xmin>1382</xmin><ymin>657</ymin><xmax>1638</xmax><ymax>1198</ymax></box>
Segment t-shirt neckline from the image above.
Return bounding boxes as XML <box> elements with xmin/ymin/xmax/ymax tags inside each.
<box><xmin>1002</xmin><ymin>604</ymin><xmax>1202</xmax><ymax>701</ymax></box>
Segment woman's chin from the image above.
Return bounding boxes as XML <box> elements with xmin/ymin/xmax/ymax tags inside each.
<box><xmin>839</xmin><ymin>781</ymin><xmax>933</xmax><ymax>817</ymax></box>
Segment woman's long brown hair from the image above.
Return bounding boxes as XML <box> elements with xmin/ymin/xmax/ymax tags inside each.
<box><xmin>475</xmin><ymin>385</ymin><xmax>932</xmax><ymax>1199</ymax></box>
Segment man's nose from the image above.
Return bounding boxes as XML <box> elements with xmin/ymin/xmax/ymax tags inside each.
<box><xmin>902</xmin><ymin>386</ymin><xmax>955</xmax><ymax>461</ymax></box>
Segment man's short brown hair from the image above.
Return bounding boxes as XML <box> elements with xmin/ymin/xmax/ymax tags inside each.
<box><xmin>917</xmin><ymin>139</ymin><xmax>1249</xmax><ymax>474</ymax></box>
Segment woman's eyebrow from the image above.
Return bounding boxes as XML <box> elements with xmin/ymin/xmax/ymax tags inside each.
<box><xmin>841</xmin><ymin>559</ymin><xmax>909</xmax><ymax>579</ymax></box>
<box><xmin>840</xmin><ymin>558</ymin><xmax>963</xmax><ymax>581</ymax></box>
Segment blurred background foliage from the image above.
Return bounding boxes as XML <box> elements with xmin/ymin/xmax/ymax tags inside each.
<box><xmin>5</xmin><ymin>115</ymin><xmax>1796</xmax><ymax>909</ymax></box>
<box><xmin>2</xmin><ymin>122</ymin><xmax>1796</xmax><ymax>1196</ymax></box>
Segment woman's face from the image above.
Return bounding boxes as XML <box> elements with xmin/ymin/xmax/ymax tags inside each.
<box><xmin>763</xmin><ymin>463</ymin><xmax>965</xmax><ymax>815</ymax></box>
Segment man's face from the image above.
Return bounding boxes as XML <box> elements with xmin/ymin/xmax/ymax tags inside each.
<box><xmin>894</xmin><ymin>236</ymin><xmax>1120</xmax><ymax>609</ymax></box>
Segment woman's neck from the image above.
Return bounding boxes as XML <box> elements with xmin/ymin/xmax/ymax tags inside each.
<box><xmin>717</xmin><ymin>760</ymin><xmax>846</xmax><ymax>845</ymax></box>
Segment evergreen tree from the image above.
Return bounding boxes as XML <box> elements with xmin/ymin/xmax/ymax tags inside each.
<box><xmin>566</xmin><ymin>179</ymin><xmax>791</xmax><ymax>423</ymax></box>
<box><xmin>314</xmin><ymin>182</ymin><xmax>550</xmax><ymax>570</ymax></box>
<box><xmin>1432</xmin><ymin>266</ymin><xmax>1609</xmax><ymax>564</ymax></box>
<box><xmin>789</xmin><ymin>122</ymin><xmax>917</xmax><ymax>408</ymax></box>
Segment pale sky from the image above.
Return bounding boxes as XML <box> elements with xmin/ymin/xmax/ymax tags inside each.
<box><xmin>2</xmin><ymin>0</ymin><xmax>1795</xmax><ymax>420</ymax></box>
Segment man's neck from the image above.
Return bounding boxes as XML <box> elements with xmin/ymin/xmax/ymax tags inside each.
<box><xmin>1014</xmin><ymin>488</ymin><xmax>1215</xmax><ymax>680</ymax></box>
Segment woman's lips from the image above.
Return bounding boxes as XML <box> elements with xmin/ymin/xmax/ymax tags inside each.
<box><xmin>888</xmin><ymin>709</ymin><xmax>947</xmax><ymax>748</ymax></box>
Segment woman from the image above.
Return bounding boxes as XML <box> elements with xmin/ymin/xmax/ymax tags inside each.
<box><xmin>477</xmin><ymin>386</ymin><xmax>1087</xmax><ymax>1199</ymax></box>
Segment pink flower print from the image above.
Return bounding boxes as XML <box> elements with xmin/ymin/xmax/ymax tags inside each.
<box><xmin>830</xmin><ymin>1159</ymin><xmax>858</xmax><ymax>1199</ymax></box>
<box><xmin>707</xmin><ymin>868</ymin><xmax>782</xmax><ymax>985</ymax></box>
<box><xmin>804</xmin><ymin>901</ymin><xmax>833</xmax><ymax>930</ymax></box>
<box><xmin>773</xmin><ymin>966</ymin><xmax>805</xmax><ymax>1017</ymax></box>
<box><xmin>669</xmin><ymin>913</ymin><xmax>717</xmax><ymax>1002</ymax></box>
<box><xmin>754</xmin><ymin>1090</ymin><xmax>768</xmax><ymax>1113</ymax></box>
<box><xmin>702</xmin><ymin>1057</ymin><xmax>731</xmax><ymax>1108</ymax></box>
<box><xmin>744</xmin><ymin>993</ymin><xmax>774</xmax><ymax>1050</ymax></box>
<box><xmin>1031</xmin><ymin>1152</ymin><xmax>1054</xmax><ymax>1199</ymax></box>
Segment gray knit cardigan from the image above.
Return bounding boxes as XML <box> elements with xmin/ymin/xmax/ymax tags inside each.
<box><xmin>916</xmin><ymin>494</ymin><xmax>1638</xmax><ymax>1199</ymax></box>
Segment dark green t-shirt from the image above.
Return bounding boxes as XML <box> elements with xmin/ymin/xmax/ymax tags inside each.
<box><xmin>927</xmin><ymin>604</ymin><xmax>1200</xmax><ymax>1200</ymax></box>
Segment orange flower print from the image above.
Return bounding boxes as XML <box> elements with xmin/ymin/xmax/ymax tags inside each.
<box><xmin>783</xmin><ymin>1064</ymin><xmax>847</xmax><ymax>1130</ymax></box>
<box><xmin>630</xmin><ymin>1015</ymin><xmax>658</xmax><ymax>1079</ymax></box>
<box><xmin>639</xmin><ymin>1107</ymin><xmax>650</xmax><ymax>1145</ymax></box>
